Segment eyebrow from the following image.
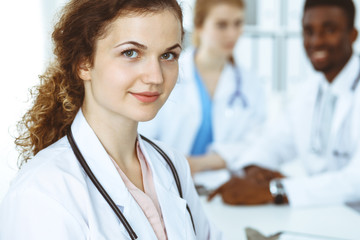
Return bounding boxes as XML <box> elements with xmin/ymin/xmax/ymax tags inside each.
<box><xmin>323</xmin><ymin>21</ymin><xmax>338</xmax><ymax>27</ymax></box>
<box><xmin>303</xmin><ymin>19</ymin><xmax>338</xmax><ymax>28</ymax></box>
<box><xmin>165</xmin><ymin>43</ymin><xmax>182</xmax><ymax>51</ymax></box>
<box><xmin>114</xmin><ymin>41</ymin><xmax>182</xmax><ymax>51</ymax></box>
<box><xmin>114</xmin><ymin>41</ymin><xmax>147</xmax><ymax>49</ymax></box>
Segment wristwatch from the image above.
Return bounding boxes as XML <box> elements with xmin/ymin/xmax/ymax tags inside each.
<box><xmin>269</xmin><ymin>178</ymin><xmax>287</xmax><ymax>204</ymax></box>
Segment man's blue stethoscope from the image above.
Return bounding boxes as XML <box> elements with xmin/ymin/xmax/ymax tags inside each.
<box><xmin>67</xmin><ymin>129</ymin><xmax>196</xmax><ymax>240</ymax></box>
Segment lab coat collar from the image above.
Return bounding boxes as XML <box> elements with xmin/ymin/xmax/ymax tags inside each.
<box><xmin>137</xmin><ymin>136</ymin><xmax>174</xmax><ymax>192</ymax></box>
<box><xmin>326</xmin><ymin>54</ymin><xmax>360</xmax><ymax>96</ymax></box>
<box><xmin>70</xmin><ymin>108</ymin><xmax>179</xmax><ymax>198</ymax></box>
<box><xmin>70</xmin><ymin>110</ymin><xmax>131</xmax><ymax>207</ymax></box>
<box><xmin>71</xmin><ymin>111</ymin><xmax>187</xmax><ymax>238</ymax></box>
<box><xmin>322</xmin><ymin>55</ymin><xmax>360</xmax><ymax>147</ymax></box>
<box><xmin>138</xmin><ymin>138</ymin><xmax>187</xmax><ymax>238</ymax></box>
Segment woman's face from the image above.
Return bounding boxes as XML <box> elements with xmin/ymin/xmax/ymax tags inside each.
<box><xmin>79</xmin><ymin>10</ymin><xmax>182</xmax><ymax>123</ymax></box>
<box><xmin>198</xmin><ymin>4</ymin><xmax>244</xmax><ymax>57</ymax></box>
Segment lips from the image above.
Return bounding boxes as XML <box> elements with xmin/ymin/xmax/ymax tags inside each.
<box><xmin>310</xmin><ymin>50</ymin><xmax>328</xmax><ymax>62</ymax></box>
<box><xmin>224</xmin><ymin>43</ymin><xmax>236</xmax><ymax>50</ymax></box>
<box><xmin>131</xmin><ymin>92</ymin><xmax>160</xmax><ymax>103</ymax></box>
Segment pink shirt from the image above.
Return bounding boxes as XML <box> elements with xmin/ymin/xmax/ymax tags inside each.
<box><xmin>110</xmin><ymin>142</ymin><xmax>167</xmax><ymax>240</ymax></box>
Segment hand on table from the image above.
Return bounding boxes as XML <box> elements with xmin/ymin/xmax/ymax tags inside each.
<box><xmin>208</xmin><ymin>165</ymin><xmax>285</xmax><ymax>205</ymax></box>
<box><xmin>244</xmin><ymin>165</ymin><xmax>284</xmax><ymax>185</ymax></box>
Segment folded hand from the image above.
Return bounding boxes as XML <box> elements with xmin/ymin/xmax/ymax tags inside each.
<box><xmin>208</xmin><ymin>165</ymin><xmax>285</xmax><ymax>205</ymax></box>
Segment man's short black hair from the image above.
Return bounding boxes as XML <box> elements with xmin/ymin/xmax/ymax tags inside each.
<box><xmin>304</xmin><ymin>0</ymin><xmax>356</xmax><ymax>29</ymax></box>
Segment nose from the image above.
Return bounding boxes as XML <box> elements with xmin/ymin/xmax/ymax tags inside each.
<box><xmin>228</xmin><ymin>25</ymin><xmax>242</xmax><ymax>42</ymax></box>
<box><xmin>142</xmin><ymin>58</ymin><xmax>164</xmax><ymax>85</ymax></box>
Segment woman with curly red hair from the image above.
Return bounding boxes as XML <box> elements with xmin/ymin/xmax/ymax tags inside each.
<box><xmin>0</xmin><ymin>0</ymin><xmax>222</xmax><ymax>239</ymax></box>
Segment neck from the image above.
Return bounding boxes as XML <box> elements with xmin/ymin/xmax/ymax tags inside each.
<box><xmin>195</xmin><ymin>46</ymin><xmax>228</xmax><ymax>71</ymax></box>
<box><xmin>81</xmin><ymin>105</ymin><xmax>138</xmax><ymax>168</ymax></box>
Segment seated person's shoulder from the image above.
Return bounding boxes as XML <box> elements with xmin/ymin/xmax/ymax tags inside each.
<box><xmin>6</xmin><ymin>137</ymin><xmax>86</xmax><ymax>201</ymax></box>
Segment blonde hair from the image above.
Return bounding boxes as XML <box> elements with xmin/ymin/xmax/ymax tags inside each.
<box><xmin>192</xmin><ymin>0</ymin><xmax>245</xmax><ymax>47</ymax></box>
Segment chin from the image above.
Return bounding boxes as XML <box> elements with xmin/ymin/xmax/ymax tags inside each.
<box><xmin>136</xmin><ymin>111</ymin><xmax>159</xmax><ymax>122</ymax></box>
<box><xmin>138</xmin><ymin>117</ymin><xmax>156</xmax><ymax>123</ymax></box>
<box><xmin>223</xmin><ymin>51</ymin><xmax>234</xmax><ymax>60</ymax></box>
<box><xmin>312</xmin><ymin>64</ymin><xmax>328</xmax><ymax>73</ymax></box>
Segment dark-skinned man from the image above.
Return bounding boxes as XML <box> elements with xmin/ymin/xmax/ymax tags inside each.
<box><xmin>210</xmin><ymin>0</ymin><xmax>360</xmax><ymax>207</ymax></box>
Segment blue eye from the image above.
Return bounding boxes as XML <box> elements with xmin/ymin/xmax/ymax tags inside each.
<box><xmin>161</xmin><ymin>52</ymin><xmax>176</xmax><ymax>60</ymax></box>
<box><xmin>123</xmin><ymin>50</ymin><xmax>138</xmax><ymax>58</ymax></box>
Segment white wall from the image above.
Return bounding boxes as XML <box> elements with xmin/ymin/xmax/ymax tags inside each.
<box><xmin>0</xmin><ymin>0</ymin><xmax>46</xmax><ymax>199</ymax></box>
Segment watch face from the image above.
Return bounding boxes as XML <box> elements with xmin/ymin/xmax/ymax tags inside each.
<box><xmin>269</xmin><ymin>179</ymin><xmax>287</xmax><ymax>204</ymax></box>
<box><xmin>274</xmin><ymin>194</ymin><xmax>285</xmax><ymax>204</ymax></box>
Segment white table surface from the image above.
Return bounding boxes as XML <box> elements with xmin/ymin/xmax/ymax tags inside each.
<box><xmin>200</xmin><ymin>196</ymin><xmax>360</xmax><ymax>240</ymax></box>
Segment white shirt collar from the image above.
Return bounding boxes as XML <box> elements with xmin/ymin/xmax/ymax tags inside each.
<box><xmin>321</xmin><ymin>54</ymin><xmax>360</xmax><ymax>96</ymax></box>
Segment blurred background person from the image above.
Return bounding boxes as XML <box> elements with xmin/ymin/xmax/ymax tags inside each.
<box><xmin>139</xmin><ymin>0</ymin><xmax>267</xmax><ymax>190</ymax></box>
<box><xmin>210</xmin><ymin>0</ymin><xmax>360</xmax><ymax>207</ymax></box>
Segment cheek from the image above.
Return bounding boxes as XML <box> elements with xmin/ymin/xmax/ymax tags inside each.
<box><xmin>163</xmin><ymin>65</ymin><xmax>179</xmax><ymax>91</ymax></box>
<box><xmin>201</xmin><ymin>26</ymin><xmax>221</xmax><ymax>45</ymax></box>
<box><xmin>205</xmin><ymin>30</ymin><xmax>224</xmax><ymax>49</ymax></box>
<box><xmin>303</xmin><ymin>38</ymin><xmax>310</xmax><ymax>50</ymax></box>
<box><xmin>235</xmin><ymin>27</ymin><xmax>243</xmax><ymax>38</ymax></box>
<box><xmin>92</xmin><ymin>65</ymin><xmax>129</xmax><ymax>97</ymax></box>
<box><xmin>338</xmin><ymin>38</ymin><xmax>352</xmax><ymax>51</ymax></box>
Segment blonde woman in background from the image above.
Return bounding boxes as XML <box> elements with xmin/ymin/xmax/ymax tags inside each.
<box><xmin>139</xmin><ymin>0</ymin><xmax>266</xmax><ymax>190</ymax></box>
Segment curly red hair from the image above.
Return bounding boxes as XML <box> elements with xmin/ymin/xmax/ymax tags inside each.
<box><xmin>15</xmin><ymin>0</ymin><xmax>184</xmax><ymax>165</ymax></box>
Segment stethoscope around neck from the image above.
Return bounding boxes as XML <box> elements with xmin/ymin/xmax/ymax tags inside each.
<box><xmin>228</xmin><ymin>65</ymin><xmax>248</xmax><ymax>108</ymax></box>
<box><xmin>66</xmin><ymin>128</ymin><xmax>196</xmax><ymax>240</ymax></box>
<box><xmin>310</xmin><ymin>56</ymin><xmax>360</xmax><ymax>159</ymax></box>
<box><xmin>193</xmin><ymin>51</ymin><xmax>248</xmax><ymax>110</ymax></box>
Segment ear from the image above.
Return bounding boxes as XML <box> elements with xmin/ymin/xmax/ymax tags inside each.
<box><xmin>78</xmin><ymin>59</ymin><xmax>92</xmax><ymax>81</ymax></box>
<box><xmin>350</xmin><ymin>28</ymin><xmax>358</xmax><ymax>43</ymax></box>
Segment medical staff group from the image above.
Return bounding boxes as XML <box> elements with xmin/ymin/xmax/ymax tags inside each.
<box><xmin>1</xmin><ymin>0</ymin><xmax>360</xmax><ymax>239</ymax></box>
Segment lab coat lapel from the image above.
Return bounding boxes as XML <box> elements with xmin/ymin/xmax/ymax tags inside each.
<box><xmin>330</xmin><ymin>93</ymin><xmax>352</xmax><ymax>141</ymax></box>
<box><xmin>70</xmin><ymin>110</ymin><xmax>134</xmax><ymax>238</ymax></box>
<box><xmin>138</xmin><ymin>137</ymin><xmax>187</xmax><ymax>239</ymax></box>
<box><xmin>156</xmin><ymin>182</ymin><xmax>188</xmax><ymax>239</ymax></box>
<box><xmin>330</xmin><ymin>55</ymin><xmax>360</xmax><ymax>140</ymax></box>
<box><xmin>71</xmin><ymin>110</ymin><xmax>130</xmax><ymax>205</ymax></box>
<box><xmin>213</xmin><ymin>63</ymin><xmax>242</xmax><ymax>140</ymax></box>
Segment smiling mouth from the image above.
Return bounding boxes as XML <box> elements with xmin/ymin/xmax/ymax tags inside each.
<box><xmin>311</xmin><ymin>50</ymin><xmax>328</xmax><ymax>61</ymax></box>
<box><xmin>224</xmin><ymin>43</ymin><xmax>236</xmax><ymax>49</ymax></box>
<box><xmin>131</xmin><ymin>92</ymin><xmax>160</xmax><ymax>103</ymax></box>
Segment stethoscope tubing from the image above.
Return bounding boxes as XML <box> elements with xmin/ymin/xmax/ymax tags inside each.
<box><xmin>141</xmin><ymin>135</ymin><xmax>196</xmax><ymax>235</ymax></box>
<box><xmin>67</xmin><ymin>128</ymin><xmax>196</xmax><ymax>239</ymax></box>
<box><xmin>193</xmin><ymin>50</ymin><xmax>248</xmax><ymax>109</ymax></box>
<box><xmin>231</xmin><ymin>66</ymin><xmax>248</xmax><ymax>108</ymax></box>
<box><xmin>67</xmin><ymin>128</ymin><xmax>138</xmax><ymax>239</ymax></box>
<box><xmin>311</xmin><ymin>55</ymin><xmax>360</xmax><ymax>157</ymax></box>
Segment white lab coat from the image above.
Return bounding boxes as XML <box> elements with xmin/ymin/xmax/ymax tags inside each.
<box><xmin>139</xmin><ymin>48</ymin><xmax>266</xmax><ymax>168</ymax></box>
<box><xmin>234</xmin><ymin>54</ymin><xmax>360</xmax><ymax>207</ymax></box>
<box><xmin>0</xmin><ymin>110</ymin><xmax>222</xmax><ymax>240</ymax></box>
